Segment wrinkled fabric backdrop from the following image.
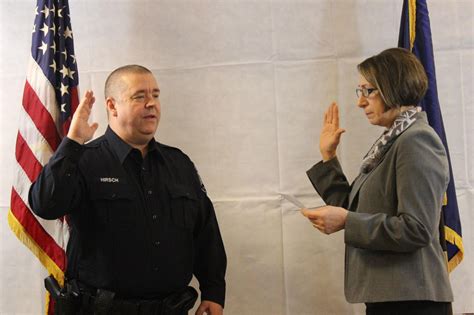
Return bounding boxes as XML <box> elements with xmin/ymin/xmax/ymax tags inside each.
<box><xmin>1</xmin><ymin>0</ymin><xmax>473</xmax><ymax>314</ymax></box>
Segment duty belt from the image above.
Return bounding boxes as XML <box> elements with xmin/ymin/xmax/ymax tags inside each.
<box><xmin>45</xmin><ymin>275</ymin><xmax>198</xmax><ymax>315</ymax></box>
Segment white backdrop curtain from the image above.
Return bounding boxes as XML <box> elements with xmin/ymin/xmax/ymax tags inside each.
<box><xmin>1</xmin><ymin>0</ymin><xmax>473</xmax><ymax>314</ymax></box>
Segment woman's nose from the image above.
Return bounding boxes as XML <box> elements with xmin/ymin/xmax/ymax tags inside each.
<box><xmin>357</xmin><ymin>95</ymin><xmax>367</xmax><ymax>108</ymax></box>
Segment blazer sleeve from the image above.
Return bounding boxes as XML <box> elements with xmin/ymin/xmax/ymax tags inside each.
<box><xmin>307</xmin><ymin>157</ymin><xmax>351</xmax><ymax>208</ymax></box>
<box><xmin>344</xmin><ymin>128</ymin><xmax>450</xmax><ymax>252</ymax></box>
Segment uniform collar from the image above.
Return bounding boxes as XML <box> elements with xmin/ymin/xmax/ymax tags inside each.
<box><xmin>105</xmin><ymin>126</ymin><xmax>161</xmax><ymax>164</ymax></box>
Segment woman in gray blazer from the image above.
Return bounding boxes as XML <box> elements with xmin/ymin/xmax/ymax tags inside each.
<box><xmin>301</xmin><ymin>48</ymin><xmax>453</xmax><ymax>315</ymax></box>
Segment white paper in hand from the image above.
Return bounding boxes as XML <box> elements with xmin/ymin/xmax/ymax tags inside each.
<box><xmin>281</xmin><ymin>194</ymin><xmax>306</xmax><ymax>209</ymax></box>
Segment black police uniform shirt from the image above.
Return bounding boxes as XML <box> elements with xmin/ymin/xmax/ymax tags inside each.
<box><xmin>29</xmin><ymin>127</ymin><xmax>227</xmax><ymax>306</ymax></box>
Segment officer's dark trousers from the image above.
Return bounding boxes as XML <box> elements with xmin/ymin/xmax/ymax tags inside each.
<box><xmin>75</xmin><ymin>298</ymin><xmax>189</xmax><ymax>315</ymax></box>
<box><xmin>77</xmin><ymin>307</ymin><xmax>187</xmax><ymax>315</ymax></box>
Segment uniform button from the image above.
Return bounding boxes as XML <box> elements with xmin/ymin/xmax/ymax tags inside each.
<box><xmin>66</xmin><ymin>173</ymin><xmax>71</xmax><ymax>177</ymax></box>
<box><xmin>153</xmin><ymin>266</ymin><xmax>159</xmax><ymax>272</ymax></box>
<box><xmin>154</xmin><ymin>241</ymin><xmax>160</xmax><ymax>246</ymax></box>
<box><xmin>152</xmin><ymin>214</ymin><xmax>158</xmax><ymax>220</ymax></box>
<box><xmin>147</xmin><ymin>190</ymin><xmax>153</xmax><ymax>195</ymax></box>
<box><xmin>141</xmin><ymin>166</ymin><xmax>147</xmax><ymax>171</ymax></box>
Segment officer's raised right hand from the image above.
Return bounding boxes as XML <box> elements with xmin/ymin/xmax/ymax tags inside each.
<box><xmin>67</xmin><ymin>90</ymin><xmax>99</xmax><ymax>144</ymax></box>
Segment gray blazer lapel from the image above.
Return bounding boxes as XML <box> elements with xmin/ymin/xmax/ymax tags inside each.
<box><xmin>348</xmin><ymin>172</ymin><xmax>368</xmax><ymax>209</ymax></box>
<box><xmin>348</xmin><ymin>136</ymin><xmax>397</xmax><ymax>209</ymax></box>
<box><xmin>348</xmin><ymin>154</ymin><xmax>386</xmax><ymax>209</ymax></box>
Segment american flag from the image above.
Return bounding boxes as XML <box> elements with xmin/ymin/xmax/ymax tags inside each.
<box><xmin>8</xmin><ymin>0</ymin><xmax>79</xmax><ymax>312</ymax></box>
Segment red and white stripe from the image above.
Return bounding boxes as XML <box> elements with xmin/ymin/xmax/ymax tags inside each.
<box><xmin>9</xmin><ymin>55</ymin><xmax>78</xmax><ymax>276</ymax></box>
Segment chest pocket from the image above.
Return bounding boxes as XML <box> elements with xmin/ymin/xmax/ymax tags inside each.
<box><xmin>89</xmin><ymin>182</ymin><xmax>137</xmax><ymax>227</ymax></box>
<box><xmin>168</xmin><ymin>184</ymin><xmax>199</xmax><ymax>229</ymax></box>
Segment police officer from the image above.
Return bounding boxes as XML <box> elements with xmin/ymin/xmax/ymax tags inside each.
<box><xmin>29</xmin><ymin>65</ymin><xmax>227</xmax><ymax>315</ymax></box>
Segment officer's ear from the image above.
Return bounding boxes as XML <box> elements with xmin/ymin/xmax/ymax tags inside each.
<box><xmin>106</xmin><ymin>97</ymin><xmax>118</xmax><ymax>117</ymax></box>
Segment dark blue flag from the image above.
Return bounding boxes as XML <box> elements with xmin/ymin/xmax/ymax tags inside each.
<box><xmin>398</xmin><ymin>0</ymin><xmax>463</xmax><ymax>272</ymax></box>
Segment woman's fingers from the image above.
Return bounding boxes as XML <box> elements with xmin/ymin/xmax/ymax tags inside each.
<box><xmin>327</xmin><ymin>103</ymin><xmax>334</xmax><ymax>123</ymax></box>
<box><xmin>333</xmin><ymin>102</ymin><xmax>339</xmax><ymax>127</ymax></box>
<box><xmin>324</xmin><ymin>102</ymin><xmax>341</xmax><ymax>126</ymax></box>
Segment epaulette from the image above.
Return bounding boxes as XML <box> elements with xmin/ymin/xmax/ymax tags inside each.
<box><xmin>83</xmin><ymin>135</ymin><xmax>106</xmax><ymax>148</ymax></box>
<box><xmin>156</xmin><ymin>141</ymin><xmax>187</xmax><ymax>156</ymax></box>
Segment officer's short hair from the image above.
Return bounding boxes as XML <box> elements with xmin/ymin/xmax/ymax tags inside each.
<box><xmin>357</xmin><ymin>48</ymin><xmax>428</xmax><ymax>109</ymax></box>
<box><xmin>104</xmin><ymin>65</ymin><xmax>153</xmax><ymax>99</ymax></box>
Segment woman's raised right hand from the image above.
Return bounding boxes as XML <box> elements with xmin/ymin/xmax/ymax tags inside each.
<box><xmin>319</xmin><ymin>102</ymin><xmax>345</xmax><ymax>161</ymax></box>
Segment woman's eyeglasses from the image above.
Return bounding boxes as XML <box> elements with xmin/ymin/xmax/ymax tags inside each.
<box><xmin>356</xmin><ymin>87</ymin><xmax>378</xmax><ymax>98</ymax></box>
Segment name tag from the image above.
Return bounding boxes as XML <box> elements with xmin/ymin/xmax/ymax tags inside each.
<box><xmin>99</xmin><ymin>177</ymin><xmax>120</xmax><ymax>183</ymax></box>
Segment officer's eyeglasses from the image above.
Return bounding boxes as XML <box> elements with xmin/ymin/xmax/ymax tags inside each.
<box><xmin>356</xmin><ymin>87</ymin><xmax>378</xmax><ymax>98</ymax></box>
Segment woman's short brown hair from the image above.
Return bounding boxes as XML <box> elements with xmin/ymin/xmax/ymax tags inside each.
<box><xmin>357</xmin><ymin>48</ymin><xmax>428</xmax><ymax>109</ymax></box>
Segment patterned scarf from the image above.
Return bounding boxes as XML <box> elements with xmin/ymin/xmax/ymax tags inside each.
<box><xmin>360</xmin><ymin>107</ymin><xmax>420</xmax><ymax>174</ymax></box>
